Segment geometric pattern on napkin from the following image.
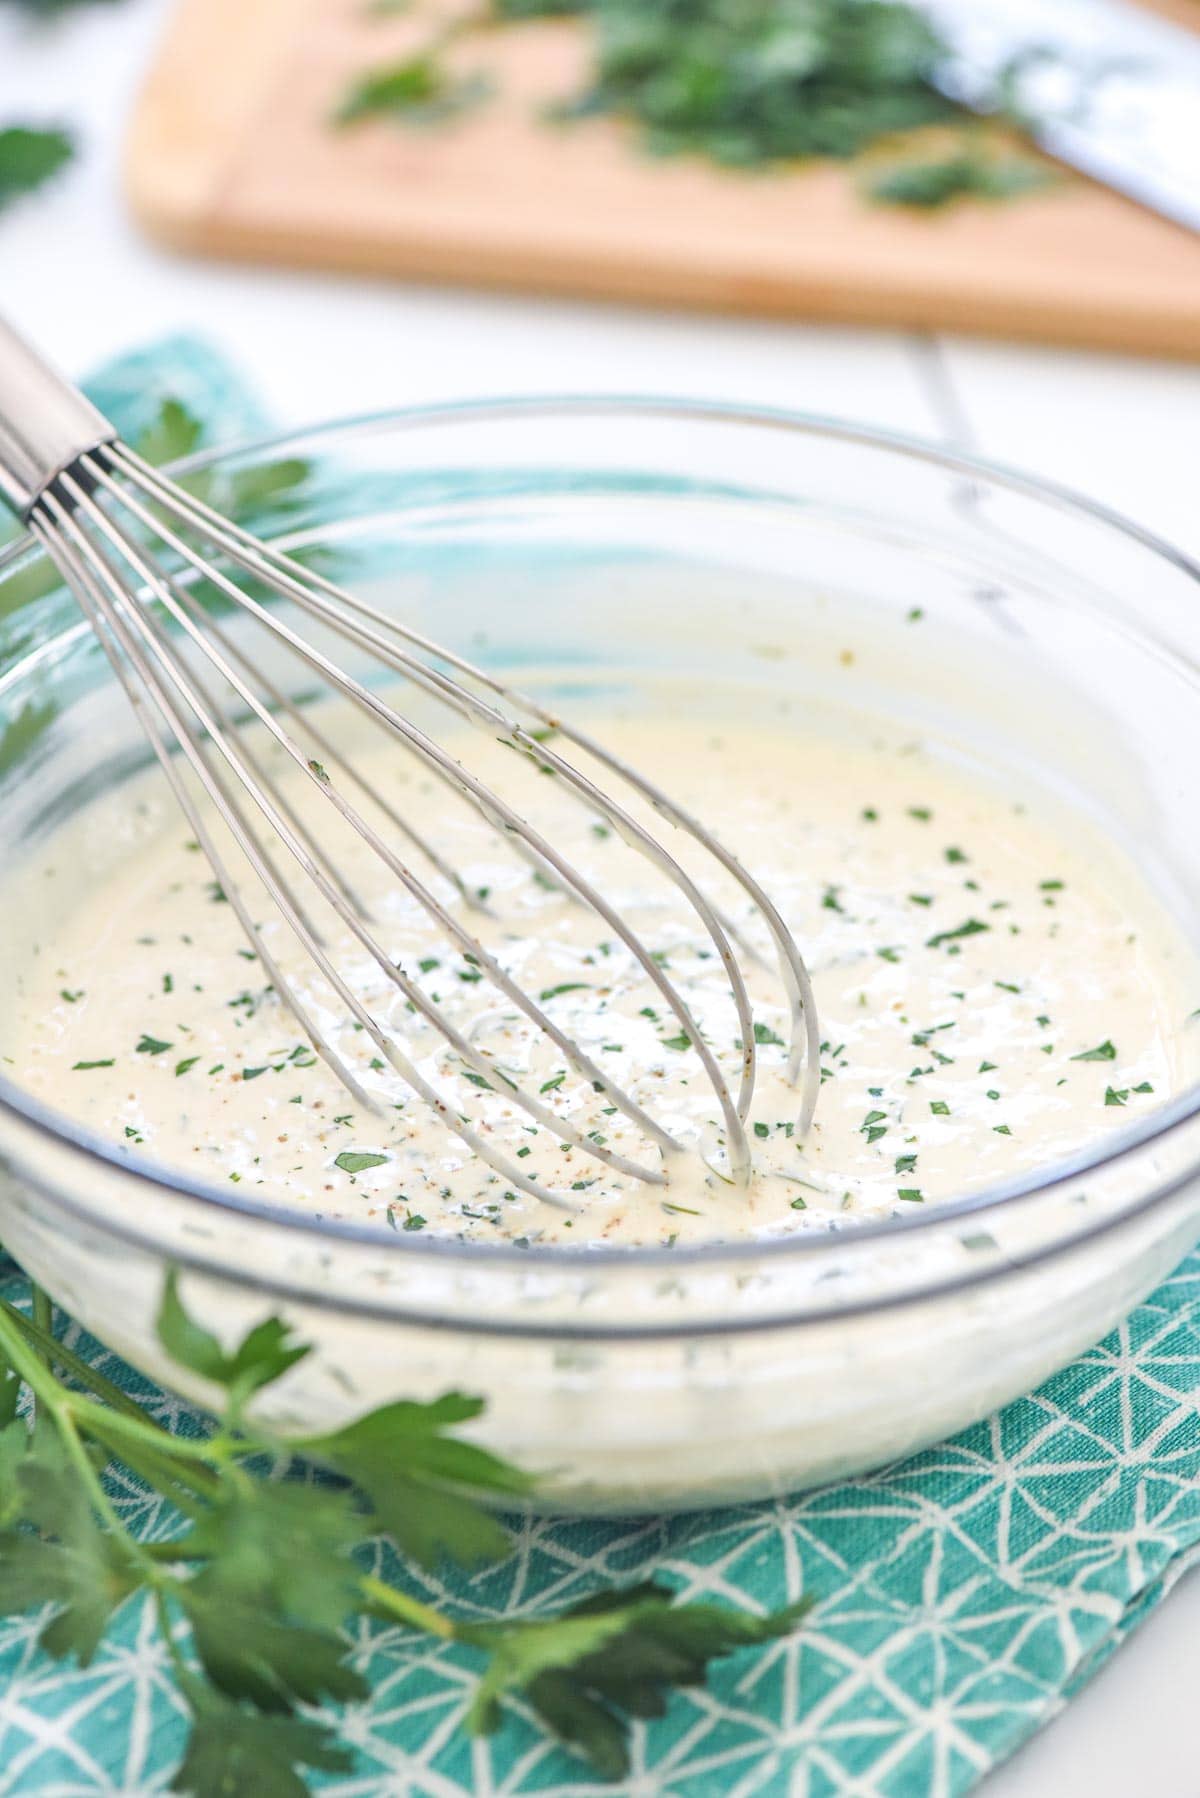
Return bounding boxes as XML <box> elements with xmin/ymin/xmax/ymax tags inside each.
<box><xmin>0</xmin><ymin>1247</ymin><xmax>1196</xmax><ymax>1798</ymax></box>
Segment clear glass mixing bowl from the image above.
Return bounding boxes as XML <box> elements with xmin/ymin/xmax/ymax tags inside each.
<box><xmin>1</xmin><ymin>399</ymin><xmax>1198</xmax><ymax>1514</ymax></box>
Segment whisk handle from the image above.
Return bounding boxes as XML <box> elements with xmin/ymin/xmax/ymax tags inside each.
<box><xmin>0</xmin><ymin>316</ymin><xmax>116</xmax><ymax>520</ymax></box>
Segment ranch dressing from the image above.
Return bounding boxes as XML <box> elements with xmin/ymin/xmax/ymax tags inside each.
<box><xmin>6</xmin><ymin>686</ymin><xmax>1199</xmax><ymax>1249</ymax></box>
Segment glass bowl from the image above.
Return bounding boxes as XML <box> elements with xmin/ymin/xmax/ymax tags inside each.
<box><xmin>1</xmin><ymin>398</ymin><xmax>1198</xmax><ymax>1515</ymax></box>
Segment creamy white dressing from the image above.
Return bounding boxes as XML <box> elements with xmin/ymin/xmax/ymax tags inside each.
<box><xmin>6</xmin><ymin>676</ymin><xmax>1199</xmax><ymax>1252</ymax></box>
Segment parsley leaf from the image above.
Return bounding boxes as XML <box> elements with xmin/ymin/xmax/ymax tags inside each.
<box><xmin>552</xmin><ymin>0</ymin><xmax>955</xmax><ymax>170</ymax></box>
<box><xmin>0</xmin><ymin>1423</ymin><xmax>136</xmax><ymax>1663</ymax></box>
<box><xmin>172</xmin><ymin>1482</ymin><xmax>365</xmax><ymax>1633</ymax></box>
<box><xmin>301</xmin><ymin>1392</ymin><xmax>532</xmax><ymax>1570</ymax></box>
<box><xmin>335</xmin><ymin>56</ymin><xmax>489</xmax><ymax>127</ymax></box>
<box><xmin>170</xmin><ymin>1702</ymin><xmax>351</xmax><ymax>1798</ymax></box>
<box><xmin>333</xmin><ymin>1149</ymin><xmax>390</xmax><ymax>1174</ymax></box>
<box><xmin>0</xmin><ymin>125</ymin><xmax>73</xmax><ymax>213</ymax></box>
<box><xmin>868</xmin><ymin>148</ymin><xmax>1048</xmax><ymax>208</ymax></box>
<box><xmin>925</xmin><ymin>918</ymin><xmax>989</xmax><ymax>950</ymax></box>
<box><xmin>183</xmin><ymin>1580</ymin><xmax>367</xmax><ymax>1711</ymax></box>
<box><xmin>135</xmin><ymin>394</ymin><xmax>203</xmax><ymax>465</ymax></box>
<box><xmin>463</xmin><ymin>1584</ymin><xmax>809</xmax><ymax>1778</ymax></box>
<box><xmin>156</xmin><ymin>1269</ymin><xmax>310</xmax><ymax>1401</ymax></box>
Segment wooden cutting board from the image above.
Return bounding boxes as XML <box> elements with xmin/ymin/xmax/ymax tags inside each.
<box><xmin>126</xmin><ymin>0</ymin><xmax>1200</xmax><ymax>358</ymax></box>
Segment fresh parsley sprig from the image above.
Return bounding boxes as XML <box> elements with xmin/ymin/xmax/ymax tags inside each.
<box><xmin>0</xmin><ymin>1269</ymin><xmax>806</xmax><ymax>1792</ymax></box>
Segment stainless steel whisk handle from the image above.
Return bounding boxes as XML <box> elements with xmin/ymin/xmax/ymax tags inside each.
<box><xmin>0</xmin><ymin>316</ymin><xmax>116</xmax><ymax>520</ymax></box>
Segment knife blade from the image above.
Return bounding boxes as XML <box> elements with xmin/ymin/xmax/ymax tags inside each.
<box><xmin>918</xmin><ymin>0</ymin><xmax>1200</xmax><ymax>233</ymax></box>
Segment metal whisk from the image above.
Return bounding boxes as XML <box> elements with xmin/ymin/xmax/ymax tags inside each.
<box><xmin>0</xmin><ymin>320</ymin><xmax>819</xmax><ymax>1209</ymax></box>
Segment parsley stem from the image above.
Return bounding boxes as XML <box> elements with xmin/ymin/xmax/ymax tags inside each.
<box><xmin>0</xmin><ymin>1299</ymin><xmax>165</xmax><ymax>1429</ymax></box>
<box><xmin>0</xmin><ymin>1299</ymin><xmax>73</xmax><ymax>1423</ymax></box>
<box><xmin>59</xmin><ymin>1408</ymin><xmax>131</xmax><ymax>1540</ymax></box>
<box><xmin>0</xmin><ymin>1309</ymin><xmax>224</xmax><ymax>1473</ymax></box>
<box><xmin>360</xmin><ymin>1573</ymin><xmax>457</xmax><ymax>1641</ymax></box>
<box><xmin>58</xmin><ymin>1400</ymin><xmax>227</xmax><ymax>1467</ymax></box>
<box><xmin>29</xmin><ymin>1284</ymin><xmax>53</xmax><ymax>1365</ymax></box>
<box><xmin>140</xmin><ymin>1536</ymin><xmax>210</xmax><ymax>1560</ymax></box>
<box><xmin>82</xmin><ymin>1418</ymin><xmax>217</xmax><ymax>1512</ymax></box>
<box><xmin>0</xmin><ymin>1303</ymin><xmax>131</xmax><ymax>1540</ymax></box>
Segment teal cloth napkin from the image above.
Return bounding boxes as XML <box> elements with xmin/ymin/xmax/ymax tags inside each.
<box><xmin>1</xmin><ymin>339</ymin><xmax>1199</xmax><ymax>1798</ymax></box>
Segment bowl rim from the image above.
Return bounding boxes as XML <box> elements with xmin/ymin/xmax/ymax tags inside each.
<box><xmin>1</xmin><ymin>391</ymin><xmax>1198</xmax><ymax>1298</ymax></box>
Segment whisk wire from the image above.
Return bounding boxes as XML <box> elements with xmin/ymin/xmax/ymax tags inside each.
<box><xmin>7</xmin><ymin>366</ymin><xmax>823</xmax><ymax>1206</ymax></box>
<box><xmin>111</xmin><ymin>439</ymin><xmax>821</xmax><ymax>1126</ymax></box>
<box><xmin>42</xmin><ymin>479</ymin><xmax>675</xmax><ymax>1205</ymax></box>
<box><xmin>30</xmin><ymin>504</ymin><xmax>379</xmax><ymax>1119</ymax></box>
<box><xmin>93</xmin><ymin>450</ymin><xmax>764</xmax><ymax>1105</ymax></box>
<box><xmin>80</xmin><ymin>448</ymin><xmax>762</xmax><ymax>1179</ymax></box>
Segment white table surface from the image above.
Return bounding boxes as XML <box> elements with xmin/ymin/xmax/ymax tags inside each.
<box><xmin>4</xmin><ymin>5</ymin><xmax>1200</xmax><ymax>1793</ymax></box>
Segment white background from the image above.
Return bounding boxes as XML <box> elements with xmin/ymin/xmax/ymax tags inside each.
<box><xmin>4</xmin><ymin>3</ymin><xmax>1200</xmax><ymax>1793</ymax></box>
